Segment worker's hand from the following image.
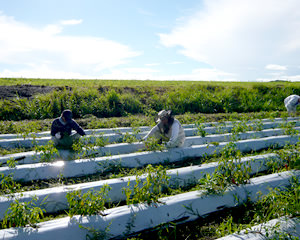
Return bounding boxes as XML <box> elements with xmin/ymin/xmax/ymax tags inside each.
<box><xmin>55</xmin><ymin>132</ymin><xmax>62</xmax><ymax>139</ymax></box>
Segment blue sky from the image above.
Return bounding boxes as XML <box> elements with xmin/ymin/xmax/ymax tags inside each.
<box><xmin>0</xmin><ymin>0</ymin><xmax>300</xmax><ymax>81</ymax></box>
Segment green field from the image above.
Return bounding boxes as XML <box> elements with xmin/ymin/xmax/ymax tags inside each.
<box><xmin>0</xmin><ymin>78</ymin><xmax>299</xmax><ymax>122</ymax></box>
<box><xmin>0</xmin><ymin>78</ymin><xmax>299</xmax><ymax>239</ymax></box>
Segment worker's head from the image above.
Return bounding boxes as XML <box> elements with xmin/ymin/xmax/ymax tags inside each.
<box><xmin>61</xmin><ymin>110</ymin><xmax>73</xmax><ymax>123</ymax></box>
<box><xmin>156</xmin><ymin>110</ymin><xmax>172</xmax><ymax>125</ymax></box>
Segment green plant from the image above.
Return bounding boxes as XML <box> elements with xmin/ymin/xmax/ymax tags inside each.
<box><xmin>281</xmin><ymin>121</ymin><xmax>299</xmax><ymax>136</ymax></box>
<box><xmin>250</xmin><ymin>176</ymin><xmax>299</xmax><ymax>225</ymax></box>
<box><xmin>199</xmin><ymin>142</ymin><xmax>251</xmax><ymax>195</ymax></box>
<box><xmin>34</xmin><ymin>140</ymin><xmax>59</xmax><ymax>162</ymax></box>
<box><xmin>78</xmin><ymin>222</ymin><xmax>112</xmax><ymax>240</ymax></box>
<box><xmin>72</xmin><ymin>134</ymin><xmax>109</xmax><ymax>158</ymax></box>
<box><xmin>122</xmin><ymin>127</ymin><xmax>141</xmax><ymax>144</ymax></box>
<box><xmin>122</xmin><ymin>165</ymin><xmax>170</xmax><ymax>205</ymax></box>
<box><xmin>231</xmin><ymin>120</ymin><xmax>249</xmax><ymax>136</ymax></box>
<box><xmin>2</xmin><ymin>196</ymin><xmax>46</xmax><ymax>228</ymax></box>
<box><xmin>7</xmin><ymin>158</ymin><xmax>16</xmax><ymax>168</ymax></box>
<box><xmin>216</xmin><ymin>215</ymin><xmax>245</xmax><ymax>237</ymax></box>
<box><xmin>0</xmin><ymin>173</ymin><xmax>21</xmax><ymax>195</ymax></box>
<box><xmin>143</xmin><ymin>136</ymin><xmax>166</xmax><ymax>152</ymax></box>
<box><xmin>66</xmin><ymin>184</ymin><xmax>111</xmax><ymax>217</ymax></box>
<box><xmin>196</xmin><ymin>122</ymin><xmax>207</xmax><ymax>137</ymax></box>
<box><xmin>251</xmin><ymin>119</ymin><xmax>263</xmax><ymax>132</ymax></box>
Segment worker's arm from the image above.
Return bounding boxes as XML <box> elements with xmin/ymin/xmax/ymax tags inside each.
<box><xmin>71</xmin><ymin>120</ymin><xmax>86</xmax><ymax>136</ymax></box>
<box><xmin>51</xmin><ymin>119</ymin><xmax>60</xmax><ymax>136</ymax></box>
<box><xmin>165</xmin><ymin>122</ymin><xmax>180</xmax><ymax>148</ymax></box>
<box><xmin>143</xmin><ymin>125</ymin><xmax>160</xmax><ymax>141</ymax></box>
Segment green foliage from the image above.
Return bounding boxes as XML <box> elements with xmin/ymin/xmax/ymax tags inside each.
<box><xmin>199</xmin><ymin>142</ymin><xmax>251</xmax><ymax>195</ymax></box>
<box><xmin>122</xmin><ymin>165</ymin><xmax>170</xmax><ymax>205</ymax></box>
<box><xmin>79</xmin><ymin>223</ymin><xmax>112</xmax><ymax>240</ymax></box>
<box><xmin>143</xmin><ymin>136</ymin><xmax>166</xmax><ymax>152</ymax></box>
<box><xmin>34</xmin><ymin>140</ymin><xmax>59</xmax><ymax>162</ymax></box>
<box><xmin>122</xmin><ymin>127</ymin><xmax>141</xmax><ymax>144</ymax></box>
<box><xmin>72</xmin><ymin>134</ymin><xmax>109</xmax><ymax>157</ymax></box>
<box><xmin>0</xmin><ymin>173</ymin><xmax>21</xmax><ymax>195</ymax></box>
<box><xmin>2</xmin><ymin>196</ymin><xmax>46</xmax><ymax>228</ymax></box>
<box><xmin>1</xmin><ymin>78</ymin><xmax>299</xmax><ymax>121</ymax></box>
<box><xmin>231</xmin><ymin>120</ymin><xmax>249</xmax><ymax>136</ymax></box>
<box><xmin>216</xmin><ymin>216</ymin><xmax>244</xmax><ymax>237</ymax></box>
<box><xmin>252</xmin><ymin>177</ymin><xmax>299</xmax><ymax>224</ymax></box>
<box><xmin>281</xmin><ymin>121</ymin><xmax>299</xmax><ymax>136</ymax></box>
<box><xmin>66</xmin><ymin>184</ymin><xmax>111</xmax><ymax>217</ymax></box>
<box><xmin>196</xmin><ymin>122</ymin><xmax>207</xmax><ymax>137</ymax></box>
<box><xmin>7</xmin><ymin>158</ymin><xmax>16</xmax><ymax>168</ymax></box>
<box><xmin>250</xmin><ymin>119</ymin><xmax>263</xmax><ymax>132</ymax></box>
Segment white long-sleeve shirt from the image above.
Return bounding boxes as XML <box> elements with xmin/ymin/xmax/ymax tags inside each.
<box><xmin>284</xmin><ymin>95</ymin><xmax>300</xmax><ymax>113</ymax></box>
<box><xmin>143</xmin><ymin>119</ymin><xmax>185</xmax><ymax>148</ymax></box>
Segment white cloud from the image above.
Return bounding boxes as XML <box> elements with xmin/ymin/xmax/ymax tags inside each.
<box><xmin>265</xmin><ymin>64</ymin><xmax>287</xmax><ymax>71</ymax></box>
<box><xmin>159</xmin><ymin>0</ymin><xmax>300</xmax><ymax>81</ymax></box>
<box><xmin>0</xmin><ymin>13</ymin><xmax>140</xmax><ymax>78</ymax></box>
<box><xmin>137</xmin><ymin>8</ymin><xmax>154</xmax><ymax>16</ymax></box>
<box><xmin>60</xmin><ymin>19</ymin><xmax>83</xmax><ymax>25</ymax></box>
<box><xmin>124</xmin><ymin>67</ymin><xmax>160</xmax><ymax>73</ymax></box>
<box><xmin>168</xmin><ymin>61</ymin><xmax>183</xmax><ymax>65</ymax></box>
<box><xmin>145</xmin><ymin>63</ymin><xmax>160</xmax><ymax>66</ymax></box>
<box><xmin>2</xmin><ymin>65</ymin><xmax>97</xmax><ymax>79</ymax></box>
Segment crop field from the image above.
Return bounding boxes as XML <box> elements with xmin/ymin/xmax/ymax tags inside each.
<box><xmin>0</xmin><ymin>78</ymin><xmax>299</xmax><ymax>240</ymax></box>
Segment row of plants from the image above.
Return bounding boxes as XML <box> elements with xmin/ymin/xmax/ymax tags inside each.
<box><xmin>0</xmin><ymin>115</ymin><xmax>298</xmax><ymax>238</ymax></box>
<box><xmin>1</xmin><ymin>140</ymin><xmax>298</xmax><ymax>235</ymax></box>
<box><xmin>0</xmin><ymin>110</ymin><xmax>292</xmax><ymax>135</ymax></box>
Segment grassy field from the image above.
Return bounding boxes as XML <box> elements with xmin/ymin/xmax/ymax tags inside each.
<box><xmin>0</xmin><ymin>78</ymin><xmax>299</xmax><ymax>122</ymax></box>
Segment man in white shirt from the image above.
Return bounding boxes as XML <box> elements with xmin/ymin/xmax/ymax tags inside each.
<box><xmin>284</xmin><ymin>95</ymin><xmax>300</xmax><ymax>115</ymax></box>
<box><xmin>143</xmin><ymin>110</ymin><xmax>185</xmax><ymax>148</ymax></box>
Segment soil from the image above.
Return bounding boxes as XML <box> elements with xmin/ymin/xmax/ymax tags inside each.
<box><xmin>0</xmin><ymin>84</ymin><xmax>63</xmax><ymax>99</ymax></box>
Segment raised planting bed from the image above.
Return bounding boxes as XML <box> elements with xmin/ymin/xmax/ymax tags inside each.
<box><xmin>217</xmin><ymin>217</ymin><xmax>300</xmax><ymax>240</ymax></box>
<box><xmin>0</xmin><ymin>153</ymin><xmax>280</xmax><ymax>219</ymax></box>
<box><xmin>0</xmin><ymin>134</ymin><xmax>298</xmax><ymax>182</ymax></box>
<box><xmin>0</xmin><ymin>117</ymin><xmax>298</xmax><ymax>140</ymax></box>
<box><xmin>0</xmin><ymin>171</ymin><xmax>298</xmax><ymax>239</ymax></box>
<box><xmin>1</xmin><ymin>126</ymin><xmax>299</xmax><ymax>165</ymax></box>
<box><xmin>0</xmin><ymin>120</ymin><xmax>299</xmax><ymax>149</ymax></box>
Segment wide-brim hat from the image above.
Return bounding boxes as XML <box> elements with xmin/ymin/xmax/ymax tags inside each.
<box><xmin>156</xmin><ymin>110</ymin><xmax>171</xmax><ymax>123</ymax></box>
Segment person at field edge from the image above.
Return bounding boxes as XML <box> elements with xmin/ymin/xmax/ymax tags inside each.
<box><xmin>143</xmin><ymin>110</ymin><xmax>185</xmax><ymax>148</ymax></box>
<box><xmin>51</xmin><ymin>110</ymin><xmax>86</xmax><ymax>148</ymax></box>
<box><xmin>284</xmin><ymin>95</ymin><xmax>300</xmax><ymax>115</ymax></box>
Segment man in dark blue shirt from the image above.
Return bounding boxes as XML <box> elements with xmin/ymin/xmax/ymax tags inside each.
<box><xmin>51</xmin><ymin>110</ymin><xmax>86</xmax><ymax>148</ymax></box>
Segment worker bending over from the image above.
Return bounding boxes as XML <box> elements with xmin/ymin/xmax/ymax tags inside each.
<box><xmin>284</xmin><ymin>95</ymin><xmax>300</xmax><ymax>115</ymax></box>
<box><xmin>51</xmin><ymin>110</ymin><xmax>86</xmax><ymax>149</ymax></box>
<box><xmin>144</xmin><ymin>110</ymin><xmax>185</xmax><ymax>148</ymax></box>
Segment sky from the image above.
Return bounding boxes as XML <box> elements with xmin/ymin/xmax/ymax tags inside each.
<box><xmin>0</xmin><ymin>0</ymin><xmax>300</xmax><ymax>81</ymax></box>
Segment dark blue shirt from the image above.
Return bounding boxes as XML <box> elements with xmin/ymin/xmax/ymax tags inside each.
<box><xmin>51</xmin><ymin>118</ymin><xmax>86</xmax><ymax>137</ymax></box>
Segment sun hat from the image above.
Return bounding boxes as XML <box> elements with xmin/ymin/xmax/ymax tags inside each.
<box><xmin>156</xmin><ymin>110</ymin><xmax>171</xmax><ymax>123</ymax></box>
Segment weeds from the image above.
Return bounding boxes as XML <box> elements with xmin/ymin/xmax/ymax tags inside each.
<box><xmin>122</xmin><ymin>127</ymin><xmax>141</xmax><ymax>144</ymax></box>
<box><xmin>66</xmin><ymin>184</ymin><xmax>111</xmax><ymax>217</ymax></box>
<box><xmin>199</xmin><ymin>142</ymin><xmax>251</xmax><ymax>195</ymax></box>
<box><xmin>122</xmin><ymin>165</ymin><xmax>170</xmax><ymax>205</ymax></box>
<box><xmin>0</xmin><ymin>173</ymin><xmax>21</xmax><ymax>195</ymax></box>
<box><xmin>196</xmin><ymin>122</ymin><xmax>207</xmax><ymax>137</ymax></box>
<box><xmin>34</xmin><ymin>140</ymin><xmax>59</xmax><ymax>162</ymax></box>
<box><xmin>2</xmin><ymin>196</ymin><xmax>46</xmax><ymax>228</ymax></box>
<box><xmin>143</xmin><ymin>137</ymin><xmax>166</xmax><ymax>152</ymax></box>
<box><xmin>72</xmin><ymin>134</ymin><xmax>109</xmax><ymax>158</ymax></box>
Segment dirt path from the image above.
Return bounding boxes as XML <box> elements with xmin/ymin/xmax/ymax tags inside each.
<box><xmin>0</xmin><ymin>84</ymin><xmax>59</xmax><ymax>99</ymax></box>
